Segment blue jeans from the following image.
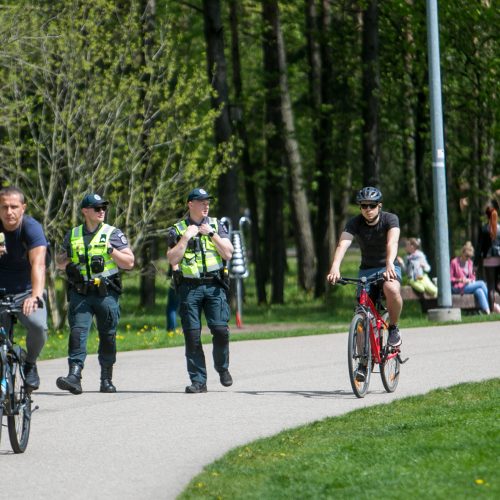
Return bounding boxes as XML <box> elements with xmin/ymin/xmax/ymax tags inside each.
<box><xmin>453</xmin><ymin>281</ymin><xmax>489</xmax><ymax>313</ymax></box>
<box><xmin>67</xmin><ymin>289</ymin><xmax>120</xmax><ymax>368</ymax></box>
<box><xmin>357</xmin><ymin>266</ymin><xmax>402</xmax><ymax>298</ymax></box>
<box><xmin>166</xmin><ymin>286</ymin><xmax>179</xmax><ymax>331</ymax></box>
<box><xmin>178</xmin><ymin>282</ymin><xmax>230</xmax><ymax>384</ymax></box>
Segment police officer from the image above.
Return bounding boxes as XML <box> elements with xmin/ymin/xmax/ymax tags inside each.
<box><xmin>167</xmin><ymin>188</ymin><xmax>234</xmax><ymax>393</ymax></box>
<box><xmin>55</xmin><ymin>194</ymin><xmax>134</xmax><ymax>394</ymax></box>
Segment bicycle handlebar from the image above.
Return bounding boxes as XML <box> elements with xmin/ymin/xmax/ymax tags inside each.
<box><xmin>0</xmin><ymin>295</ymin><xmax>43</xmax><ymax>315</ymax></box>
<box><xmin>335</xmin><ymin>274</ymin><xmax>386</xmax><ymax>287</ymax></box>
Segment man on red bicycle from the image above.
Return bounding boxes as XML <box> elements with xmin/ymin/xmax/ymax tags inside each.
<box><xmin>327</xmin><ymin>186</ymin><xmax>403</xmax><ymax>348</ymax></box>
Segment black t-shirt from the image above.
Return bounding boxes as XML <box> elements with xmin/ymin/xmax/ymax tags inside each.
<box><xmin>344</xmin><ymin>211</ymin><xmax>399</xmax><ymax>269</ymax></box>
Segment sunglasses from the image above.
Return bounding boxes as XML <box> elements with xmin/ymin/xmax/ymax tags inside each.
<box><xmin>93</xmin><ymin>206</ymin><xmax>107</xmax><ymax>213</ymax></box>
<box><xmin>360</xmin><ymin>203</ymin><xmax>378</xmax><ymax>210</ymax></box>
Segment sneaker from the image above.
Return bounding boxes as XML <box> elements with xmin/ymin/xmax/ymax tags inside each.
<box><xmin>355</xmin><ymin>364</ymin><xmax>367</xmax><ymax>382</ymax></box>
<box><xmin>23</xmin><ymin>362</ymin><xmax>40</xmax><ymax>390</ymax></box>
<box><xmin>185</xmin><ymin>382</ymin><xmax>207</xmax><ymax>394</ymax></box>
<box><xmin>388</xmin><ymin>325</ymin><xmax>402</xmax><ymax>347</ymax></box>
<box><xmin>219</xmin><ymin>370</ymin><xmax>233</xmax><ymax>387</ymax></box>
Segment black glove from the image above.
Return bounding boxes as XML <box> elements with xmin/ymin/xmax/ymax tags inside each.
<box><xmin>66</xmin><ymin>262</ymin><xmax>83</xmax><ymax>284</ymax></box>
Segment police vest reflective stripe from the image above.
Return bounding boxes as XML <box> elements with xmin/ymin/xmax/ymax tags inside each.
<box><xmin>70</xmin><ymin>224</ymin><xmax>119</xmax><ymax>281</ymax></box>
<box><xmin>174</xmin><ymin>218</ymin><xmax>223</xmax><ymax>278</ymax></box>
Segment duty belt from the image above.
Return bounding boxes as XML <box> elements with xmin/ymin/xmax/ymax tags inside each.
<box><xmin>182</xmin><ymin>277</ymin><xmax>216</xmax><ymax>285</ymax></box>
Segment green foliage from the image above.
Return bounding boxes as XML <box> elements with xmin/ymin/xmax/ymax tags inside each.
<box><xmin>0</xmin><ymin>0</ymin><xmax>498</xmax><ymax>314</ymax></box>
<box><xmin>0</xmin><ymin>0</ymin><xmax>224</xmax><ymax>248</ymax></box>
<box><xmin>180</xmin><ymin>379</ymin><xmax>500</xmax><ymax>499</ymax></box>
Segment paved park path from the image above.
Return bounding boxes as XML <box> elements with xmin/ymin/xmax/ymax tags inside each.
<box><xmin>2</xmin><ymin>321</ymin><xmax>499</xmax><ymax>499</ymax></box>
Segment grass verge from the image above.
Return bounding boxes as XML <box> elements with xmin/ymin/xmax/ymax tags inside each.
<box><xmin>180</xmin><ymin>379</ymin><xmax>500</xmax><ymax>499</ymax></box>
<box><xmin>20</xmin><ymin>253</ymin><xmax>500</xmax><ymax>361</ymax></box>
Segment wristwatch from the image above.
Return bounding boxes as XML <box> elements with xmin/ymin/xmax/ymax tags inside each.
<box><xmin>107</xmin><ymin>247</ymin><xmax>114</xmax><ymax>255</ymax></box>
<box><xmin>208</xmin><ymin>231</ymin><xmax>215</xmax><ymax>238</ymax></box>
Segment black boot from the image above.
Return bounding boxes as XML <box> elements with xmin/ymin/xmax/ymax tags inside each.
<box><xmin>100</xmin><ymin>366</ymin><xmax>116</xmax><ymax>393</ymax></box>
<box><xmin>56</xmin><ymin>364</ymin><xmax>83</xmax><ymax>395</ymax></box>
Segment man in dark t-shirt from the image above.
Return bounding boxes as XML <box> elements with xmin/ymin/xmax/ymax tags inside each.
<box><xmin>0</xmin><ymin>186</ymin><xmax>48</xmax><ymax>390</ymax></box>
<box><xmin>327</xmin><ymin>187</ymin><xmax>403</xmax><ymax>351</ymax></box>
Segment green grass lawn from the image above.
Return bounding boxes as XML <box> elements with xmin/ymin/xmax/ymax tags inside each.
<box><xmin>25</xmin><ymin>252</ymin><xmax>499</xmax><ymax>361</ymax></box>
<box><xmin>179</xmin><ymin>379</ymin><xmax>500</xmax><ymax>499</ymax></box>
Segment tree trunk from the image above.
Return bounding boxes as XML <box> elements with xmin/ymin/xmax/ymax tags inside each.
<box><xmin>415</xmin><ymin>87</ymin><xmax>434</xmax><ymax>262</ymax></box>
<box><xmin>361</xmin><ymin>0</ymin><xmax>380</xmax><ymax>187</ymax></box>
<box><xmin>401</xmin><ymin>0</ymin><xmax>420</xmax><ymax>235</ymax></box>
<box><xmin>276</xmin><ymin>11</ymin><xmax>316</xmax><ymax>292</ymax></box>
<box><xmin>229</xmin><ymin>0</ymin><xmax>267</xmax><ymax>304</ymax></box>
<box><xmin>139</xmin><ymin>0</ymin><xmax>157</xmax><ymax>307</ymax></box>
<box><xmin>202</xmin><ymin>0</ymin><xmax>239</xmax><ymax>224</ymax></box>
<box><xmin>262</xmin><ymin>0</ymin><xmax>285</xmax><ymax>304</ymax></box>
<box><xmin>140</xmin><ymin>239</ymin><xmax>158</xmax><ymax>307</ymax></box>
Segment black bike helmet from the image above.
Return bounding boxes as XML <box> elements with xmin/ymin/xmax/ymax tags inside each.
<box><xmin>356</xmin><ymin>186</ymin><xmax>382</xmax><ymax>204</ymax></box>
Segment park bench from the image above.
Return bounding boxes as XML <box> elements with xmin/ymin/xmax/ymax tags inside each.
<box><xmin>400</xmin><ymin>285</ymin><xmax>480</xmax><ymax>314</ymax></box>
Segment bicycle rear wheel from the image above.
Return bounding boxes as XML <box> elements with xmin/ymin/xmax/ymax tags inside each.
<box><xmin>379</xmin><ymin>312</ymin><xmax>400</xmax><ymax>392</ymax></box>
<box><xmin>7</xmin><ymin>351</ymin><xmax>31</xmax><ymax>453</ymax></box>
<box><xmin>347</xmin><ymin>313</ymin><xmax>371</xmax><ymax>398</ymax></box>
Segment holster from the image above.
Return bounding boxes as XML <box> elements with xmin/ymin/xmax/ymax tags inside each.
<box><xmin>105</xmin><ymin>276</ymin><xmax>122</xmax><ymax>295</ymax></box>
<box><xmin>172</xmin><ymin>270</ymin><xmax>182</xmax><ymax>292</ymax></box>
<box><xmin>66</xmin><ymin>263</ymin><xmax>87</xmax><ymax>296</ymax></box>
<box><xmin>215</xmin><ymin>268</ymin><xmax>230</xmax><ymax>293</ymax></box>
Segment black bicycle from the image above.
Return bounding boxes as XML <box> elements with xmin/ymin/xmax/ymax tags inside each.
<box><xmin>0</xmin><ymin>291</ymin><xmax>39</xmax><ymax>453</ymax></box>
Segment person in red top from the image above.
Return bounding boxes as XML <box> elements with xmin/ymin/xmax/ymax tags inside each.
<box><xmin>450</xmin><ymin>241</ymin><xmax>490</xmax><ymax>314</ymax></box>
<box><xmin>476</xmin><ymin>199</ymin><xmax>500</xmax><ymax>312</ymax></box>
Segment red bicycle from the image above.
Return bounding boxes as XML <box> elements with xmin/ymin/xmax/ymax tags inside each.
<box><xmin>337</xmin><ymin>274</ymin><xmax>408</xmax><ymax>398</ymax></box>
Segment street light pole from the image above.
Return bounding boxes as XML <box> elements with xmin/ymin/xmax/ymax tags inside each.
<box><xmin>426</xmin><ymin>0</ymin><xmax>453</xmax><ymax>310</ymax></box>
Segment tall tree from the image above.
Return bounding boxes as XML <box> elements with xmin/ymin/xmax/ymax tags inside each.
<box><xmin>202</xmin><ymin>0</ymin><xmax>239</xmax><ymax>224</ymax></box>
<box><xmin>307</xmin><ymin>0</ymin><xmax>336</xmax><ymax>296</ymax></box>
<box><xmin>262</xmin><ymin>0</ymin><xmax>286</xmax><ymax>303</ymax></box>
<box><xmin>0</xmin><ymin>0</ymin><xmax>219</xmax><ymax>323</ymax></box>
<box><xmin>139</xmin><ymin>0</ymin><xmax>158</xmax><ymax>307</ymax></box>
<box><xmin>228</xmin><ymin>0</ymin><xmax>267</xmax><ymax>304</ymax></box>
<box><xmin>276</xmin><ymin>6</ymin><xmax>316</xmax><ymax>292</ymax></box>
<box><xmin>361</xmin><ymin>0</ymin><xmax>380</xmax><ymax>187</ymax></box>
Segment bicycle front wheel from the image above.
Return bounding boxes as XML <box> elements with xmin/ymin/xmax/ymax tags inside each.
<box><xmin>0</xmin><ymin>386</ymin><xmax>3</xmax><ymax>445</ymax></box>
<box><xmin>7</xmin><ymin>354</ymin><xmax>31</xmax><ymax>453</ymax></box>
<box><xmin>347</xmin><ymin>313</ymin><xmax>371</xmax><ymax>398</ymax></box>
<box><xmin>380</xmin><ymin>312</ymin><xmax>400</xmax><ymax>392</ymax></box>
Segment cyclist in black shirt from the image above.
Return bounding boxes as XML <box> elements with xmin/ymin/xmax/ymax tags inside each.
<box><xmin>327</xmin><ymin>187</ymin><xmax>403</xmax><ymax>347</ymax></box>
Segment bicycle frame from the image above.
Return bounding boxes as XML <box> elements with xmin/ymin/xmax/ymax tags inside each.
<box><xmin>0</xmin><ymin>296</ymin><xmax>24</xmax><ymax>404</ymax></box>
<box><xmin>339</xmin><ymin>275</ymin><xmax>399</xmax><ymax>365</ymax></box>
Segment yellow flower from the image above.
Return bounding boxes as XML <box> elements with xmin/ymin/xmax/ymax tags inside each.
<box><xmin>475</xmin><ymin>479</ymin><xmax>485</xmax><ymax>485</ymax></box>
